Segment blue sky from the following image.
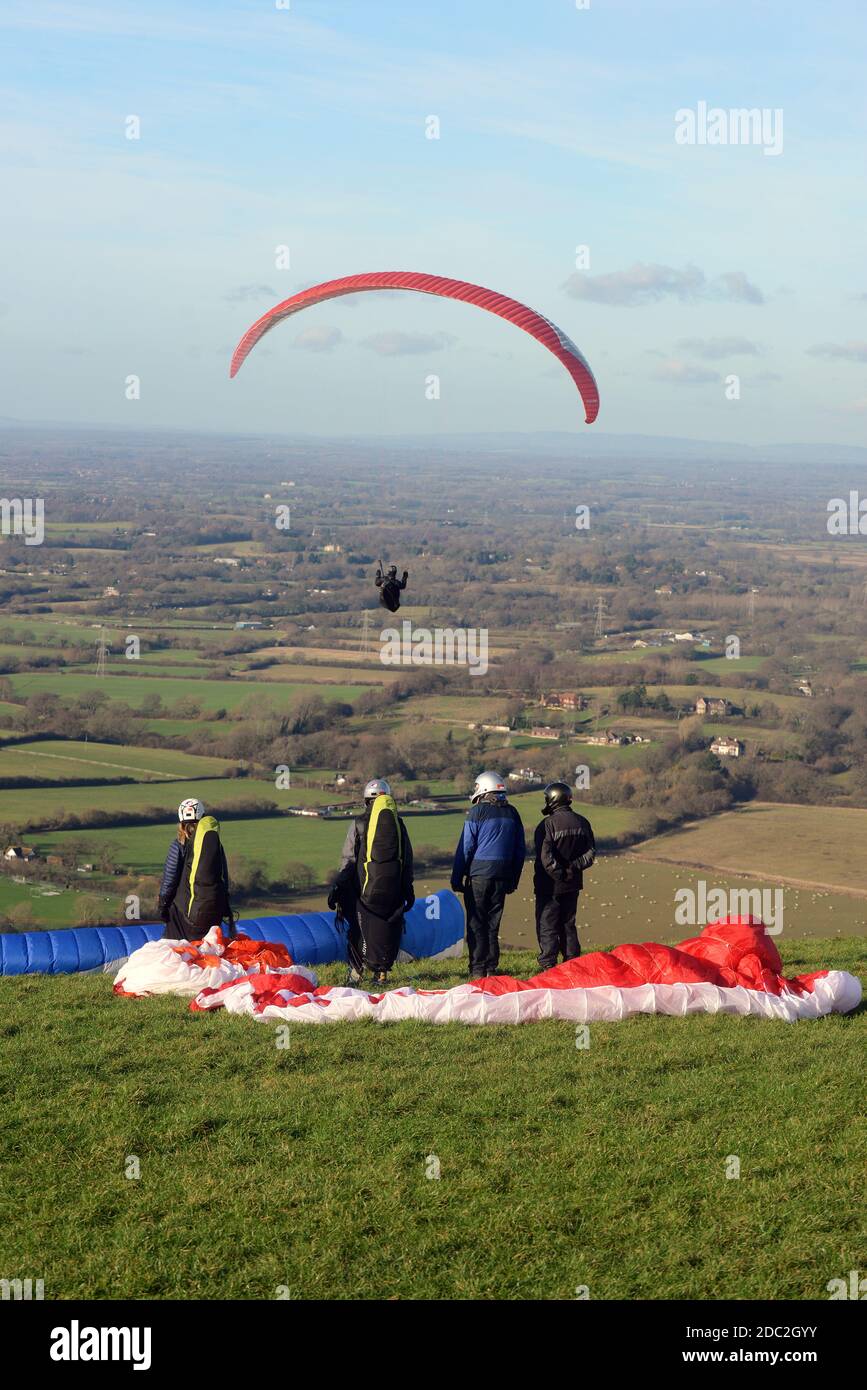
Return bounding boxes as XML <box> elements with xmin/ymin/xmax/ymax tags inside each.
<box><xmin>2</xmin><ymin>0</ymin><xmax>865</xmax><ymax>443</ymax></box>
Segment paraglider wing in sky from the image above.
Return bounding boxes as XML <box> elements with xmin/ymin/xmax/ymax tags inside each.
<box><xmin>230</xmin><ymin>271</ymin><xmax>600</xmax><ymax>423</ymax></box>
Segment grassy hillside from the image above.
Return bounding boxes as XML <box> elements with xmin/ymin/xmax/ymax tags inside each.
<box><xmin>638</xmin><ymin>803</ymin><xmax>867</xmax><ymax>894</ymax></box>
<box><xmin>0</xmin><ymin>937</ymin><xmax>861</xmax><ymax>1300</ymax></box>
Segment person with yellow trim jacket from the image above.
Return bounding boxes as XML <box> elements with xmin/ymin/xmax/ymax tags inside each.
<box><xmin>160</xmin><ymin>798</ymin><xmax>235</xmax><ymax>941</ymax></box>
<box><xmin>328</xmin><ymin>778</ymin><xmax>414</xmax><ymax>987</ymax></box>
<box><xmin>533</xmin><ymin>782</ymin><xmax>595</xmax><ymax>970</ymax></box>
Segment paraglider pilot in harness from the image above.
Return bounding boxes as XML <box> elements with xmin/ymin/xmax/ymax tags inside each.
<box><xmin>375</xmin><ymin>562</ymin><xmax>408</xmax><ymax>614</ymax></box>
<box><xmin>328</xmin><ymin>778</ymin><xmax>415</xmax><ymax>987</ymax></box>
<box><xmin>533</xmin><ymin>782</ymin><xmax>595</xmax><ymax>970</ymax></box>
<box><xmin>159</xmin><ymin>798</ymin><xmax>236</xmax><ymax>942</ymax></box>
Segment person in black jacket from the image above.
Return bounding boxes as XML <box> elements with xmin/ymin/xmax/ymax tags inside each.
<box><xmin>328</xmin><ymin>778</ymin><xmax>414</xmax><ymax>987</ymax></box>
<box><xmin>533</xmin><ymin>782</ymin><xmax>595</xmax><ymax>970</ymax></box>
<box><xmin>160</xmin><ymin>798</ymin><xmax>234</xmax><ymax>941</ymax></box>
<box><xmin>375</xmin><ymin>564</ymin><xmax>408</xmax><ymax>613</ymax></box>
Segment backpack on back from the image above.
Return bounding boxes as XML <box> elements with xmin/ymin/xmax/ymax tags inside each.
<box><xmin>360</xmin><ymin>794</ymin><xmax>404</xmax><ymax>915</ymax></box>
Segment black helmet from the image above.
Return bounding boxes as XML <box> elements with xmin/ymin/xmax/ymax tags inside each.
<box><xmin>387</xmin><ymin>564</ymin><xmax>398</xmax><ymax>576</ymax></box>
<box><xmin>543</xmin><ymin>781</ymin><xmax>572</xmax><ymax>811</ymax></box>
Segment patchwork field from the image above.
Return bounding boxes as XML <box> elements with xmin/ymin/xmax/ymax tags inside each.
<box><xmin>636</xmin><ymin>803</ymin><xmax>867</xmax><ymax>895</ymax></box>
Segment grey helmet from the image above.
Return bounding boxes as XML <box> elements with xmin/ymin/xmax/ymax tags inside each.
<box><xmin>363</xmin><ymin>777</ymin><xmax>392</xmax><ymax>804</ymax></box>
<box><xmin>470</xmin><ymin>770</ymin><xmax>507</xmax><ymax>804</ymax></box>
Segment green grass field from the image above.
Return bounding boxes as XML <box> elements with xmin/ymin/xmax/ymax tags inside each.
<box><xmin>0</xmin><ymin>877</ymin><xmax>86</xmax><ymax>926</ymax></box>
<box><xmin>692</xmin><ymin>654</ymin><xmax>766</xmax><ymax>675</ymax></box>
<box><xmin>1</xmin><ymin>776</ymin><xmax>296</xmax><ymax>830</ymax></box>
<box><xmin>0</xmin><ymin>739</ymin><xmax>232</xmax><ymax>783</ymax></box>
<box><xmin>31</xmin><ymin>798</ymin><xmax>637</xmax><ymax>884</ymax></box>
<box><xmin>0</xmin><ymin>935</ymin><xmax>861</xmax><ymax>1300</ymax></box>
<box><xmin>8</xmin><ymin>672</ymin><xmax>368</xmax><ymax>712</ymax></box>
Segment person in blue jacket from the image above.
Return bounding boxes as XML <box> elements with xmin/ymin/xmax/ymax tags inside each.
<box><xmin>450</xmin><ymin>771</ymin><xmax>526</xmax><ymax>978</ymax></box>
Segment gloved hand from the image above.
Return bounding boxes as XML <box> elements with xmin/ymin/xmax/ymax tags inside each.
<box><xmin>327</xmin><ymin>885</ymin><xmax>340</xmax><ymax>912</ymax></box>
<box><xmin>404</xmin><ymin>892</ymin><xmax>415</xmax><ymax>913</ymax></box>
<box><xmin>158</xmin><ymin>901</ymin><xmax>170</xmax><ymax>925</ymax></box>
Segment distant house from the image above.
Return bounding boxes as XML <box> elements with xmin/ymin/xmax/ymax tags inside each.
<box><xmin>234</xmin><ymin>620</ymin><xmax>266</xmax><ymax>630</ymax></box>
<box><xmin>508</xmin><ymin>768</ymin><xmax>542</xmax><ymax>784</ymax></box>
<box><xmin>673</xmin><ymin>631</ymin><xmax>697</xmax><ymax>642</ymax></box>
<box><xmin>529</xmin><ymin>726</ymin><xmax>560</xmax><ymax>741</ymax></box>
<box><xmin>544</xmin><ymin>691</ymin><xmax>587</xmax><ymax>711</ymax></box>
<box><xmin>695</xmin><ymin>696</ymin><xmax>730</xmax><ymax>717</ymax></box>
<box><xmin>710</xmin><ymin>736</ymin><xmax>742</xmax><ymax>758</ymax></box>
<box><xmin>796</xmin><ymin>681</ymin><xmax>814</xmax><ymax>698</ymax></box>
<box><xmin>3</xmin><ymin>845</ymin><xmax>36</xmax><ymax>862</ymax></box>
<box><xmin>213</xmin><ymin>557</ymin><xmax>241</xmax><ymax>567</ymax></box>
<box><xmin>586</xmin><ymin>731</ymin><xmax>629</xmax><ymax>746</ymax></box>
<box><xmin>102</xmin><ymin>585</ymin><xmax>120</xmax><ymax>597</ymax></box>
<box><xmin>655</xmin><ymin>585</ymin><xmax>673</xmax><ymax>596</ymax></box>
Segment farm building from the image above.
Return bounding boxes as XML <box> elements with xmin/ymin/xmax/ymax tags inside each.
<box><xmin>3</xmin><ymin>845</ymin><xmax>37</xmax><ymax>862</ymax></box>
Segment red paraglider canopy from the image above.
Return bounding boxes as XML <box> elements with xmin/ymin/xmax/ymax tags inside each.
<box><xmin>230</xmin><ymin>271</ymin><xmax>599</xmax><ymax>424</ymax></box>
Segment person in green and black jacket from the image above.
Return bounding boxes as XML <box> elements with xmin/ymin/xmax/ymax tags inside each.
<box><xmin>162</xmin><ymin>798</ymin><xmax>235</xmax><ymax>942</ymax></box>
<box><xmin>328</xmin><ymin>778</ymin><xmax>414</xmax><ymax>988</ymax></box>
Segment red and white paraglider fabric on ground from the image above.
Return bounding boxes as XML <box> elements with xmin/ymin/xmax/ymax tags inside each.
<box><xmin>113</xmin><ymin>928</ymin><xmax>316</xmax><ymax>999</ymax></box>
<box><xmin>171</xmin><ymin>920</ymin><xmax>860</xmax><ymax>1025</ymax></box>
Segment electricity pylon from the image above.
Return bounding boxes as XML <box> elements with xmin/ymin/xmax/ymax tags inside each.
<box><xmin>594</xmin><ymin>595</ymin><xmax>606</xmax><ymax>640</ymax></box>
<box><xmin>95</xmin><ymin>627</ymin><xmax>109</xmax><ymax>677</ymax></box>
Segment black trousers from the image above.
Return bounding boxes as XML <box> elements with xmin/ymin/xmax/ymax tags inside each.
<box><xmin>357</xmin><ymin>902</ymin><xmax>404</xmax><ymax>972</ymax></box>
<box><xmin>464</xmin><ymin>878</ymin><xmax>508</xmax><ymax>976</ymax></box>
<box><xmin>162</xmin><ymin>900</ymin><xmax>233</xmax><ymax>942</ymax></box>
<box><xmin>345</xmin><ymin>909</ymin><xmax>364</xmax><ymax>975</ymax></box>
<box><xmin>535</xmin><ymin>891</ymin><xmax>581</xmax><ymax>970</ymax></box>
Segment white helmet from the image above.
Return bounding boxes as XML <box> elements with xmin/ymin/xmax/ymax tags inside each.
<box><xmin>363</xmin><ymin>777</ymin><xmax>392</xmax><ymax>802</ymax></box>
<box><xmin>471</xmin><ymin>771</ymin><xmax>507</xmax><ymax>804</ymax></box>
<box><xmin>178</xmin><ymin>797</ymin><xmax>205</xmax><ymax>823</ymax></box>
